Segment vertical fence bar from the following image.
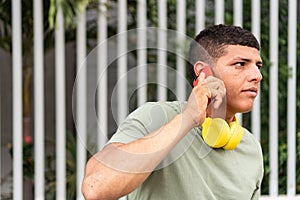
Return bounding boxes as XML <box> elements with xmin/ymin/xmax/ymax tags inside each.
<box><xmin>33</xmin><ymin>0</ymin><xmax>45</xmax><ymax>198</ymax></box>
<box><xmin>117</xmin><ymin>0</ymin><xmax>128</xmax><ymax>123</ymax></box>
<box><xmin>137</xmin><ymin>0</ymin><xmax>147</xmax><ymax>106</ymax></box>
<box><xmin>195</xmin><ymin>0</ymin><xmax>205</xmax><ymax>34</ymax></box>
<box><xmin>233</xmin><ymin>0</ymin><xmax>243</xmax><ymax>124</ymax></box>
<box><xmin>97</xmin><ymin>0</ymin><xmax>108</xmax><ymax>150</ymax></box>
<box><xmin>233</xmin><ymin>0</ymin><xmax>243</xmax><ymax>27</ymax></box>
<box><xmin>0</xmin><ymin>72</ymin><xmax>1</xmax><ymax>197</ymax></box>
<box><xmin>157</xmin><ymin>0</ymin><xmax>167</xmax><ymax>101</ymax></box>
<box><xmin>176</xmin><ymin>0</ymin><xmax>186</xmax><ymax>101</ymax></box>
<box><xmin>214</xmin><ymin>0</ymin><xmax>224</xmax><ymax>24</ymax></box>
<box><xmin>12</xmin><ymin>0</ymin><xmax>23</xmax><ymax>199</ymax></box>
<box><xmin>0</xmin><ymin>69</ymin><xmax>1</xmax><ymax>197</ymax></box>
<box><xmin>251</xmin><ymin>0</ymin><xmax>261</xmax><ymax>141</ymax></box>
<box><xmin>251</xmin><ymin>0</ymin><xmax>261</xmax><ymax>40</ymax></box>
<box><xmin>55</xmin><ymin>5</ymin><xmax>66</xmax><ymax>199</ymax></box>
<box><xmin>76</xmin><ymin>6</ymin><xmax>87</xmax><ymax>200</ymax></box>
<box><xmin>118</xmin><ymin>1</ymin><xmax>127</xmax><ymax>198</ymax></box>
<box><xmin>269</xmin><ymin>0</ymin><xmax>279</xmax><ymax>196</ymax></box>
<box><xmin>287</xmin><ymin>0</ymin><xmax>297</xmax><ymax>196</ymax></box>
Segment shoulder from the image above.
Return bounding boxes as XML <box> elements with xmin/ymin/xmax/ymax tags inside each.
<box><xmin>127</xmin><ymin>101</ymin><xmax>186</xmax><ymax>133</ymax></box>
<box><xmin>240</xmin><ymin>129</ymin><xmax>264</xmax><ymax>183</ymax></box>
<box><xmin>239</xmin><ymin>128</ymin><xmax>264</xmax><ymax>162</ymax></box>
<box><xmin>109</xmin><ymin>101</ymin><xmax>186</xmax><ymax>144</ymax></box>
<box><xmin>127</xmin><ymin>101</ymin><xmax>186</xmax><ymax>120</ymax></box>
<box><xmin>242</xmin><ymin>129</ymin><xmax>261</xmax><ymax>149</ymax></box>
<box><xmin>138</xmin><ymin>101</ymin><xmax>185</xmax><ymax>113</ymax></box>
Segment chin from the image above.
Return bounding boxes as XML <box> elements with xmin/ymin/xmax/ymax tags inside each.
<box><xmin>234</xmin><ymin>104</ymin><xmax>254</xmax><ymax>114</ymax></box>
<box><xmin>240</xmin><ymin>106</ymin><xmax>253</xmax><ymax>114</ymax></box>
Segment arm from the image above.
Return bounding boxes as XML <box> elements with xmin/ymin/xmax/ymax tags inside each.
<box><xmin>82</xmin><ymin>74</ymin><xmax>218</xmax><ymax>200</ymax></box>
<box><xmin>82</xmin><ymin>113</ymin><xmax>195</xmax><ymax>200</ymax></box>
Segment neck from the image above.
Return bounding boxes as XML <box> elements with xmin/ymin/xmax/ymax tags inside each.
<box><xmin>206</xmin><ymin>106</ymin><xmax>236</xmax><ymax>124</ymax></box>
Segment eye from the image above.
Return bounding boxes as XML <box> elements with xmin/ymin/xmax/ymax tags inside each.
<box><xmin>234</xmin><ymin>62</ymin><xmax>246</xmax><ymax>67</ymax></box>
<box><xmin>257</xmin><ymin>64</ymin><xmax>263</xmax><ymax>70</ymax></box>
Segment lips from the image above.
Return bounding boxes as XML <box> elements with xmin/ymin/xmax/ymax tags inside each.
<box><xmin>241</xmin><ymin>87</ymin><xmax>258</xmax><ymax>97</ymax></box>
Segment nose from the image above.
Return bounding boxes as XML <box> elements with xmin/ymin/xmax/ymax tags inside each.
<box><xmin>249</xmin><ymin>66</ymin><xmax>263</xmax><ymax>83</ymax></box>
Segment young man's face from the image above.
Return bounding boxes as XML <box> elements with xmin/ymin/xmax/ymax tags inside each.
<box><xmin>214</xmin><ymin>45</ymin><xmax>263</xmax><ymax>116</ymax></box>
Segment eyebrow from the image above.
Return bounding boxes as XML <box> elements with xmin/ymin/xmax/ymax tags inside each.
<box><xmin>232</xmin><ymin>57</ymin><xmax>263</xmax><ymax>66</ymax></box>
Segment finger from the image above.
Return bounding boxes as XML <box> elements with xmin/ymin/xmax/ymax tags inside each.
<box><xmin>209</xmin><ymin>86</ymin><xmax>226</xmax><ymax>108</ymax></box>
<box><xmin>206</xmin><ymin>79</ymin><xmax>225</xmax><ymax>94</ymax></box>
<box><xmin>199</xmin><ymin>72</ymin><xmax>205</xmax><ymax>80</ymax></box>
<box><xmin>213</xmin><ymin>96</ymin><xmax>223</xmax><ymax>109</ymax></box>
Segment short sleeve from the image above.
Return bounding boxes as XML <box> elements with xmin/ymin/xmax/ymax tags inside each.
<box><xmin>108</xmin><ymin>101</ymin><xmax>184</xmax><ymax>144</ymax></box>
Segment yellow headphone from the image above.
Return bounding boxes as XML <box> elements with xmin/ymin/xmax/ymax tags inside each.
<box><xmin>201</xmin><ymin>116</ymin><xmax>244</xmax><ymax>150</ymax></box>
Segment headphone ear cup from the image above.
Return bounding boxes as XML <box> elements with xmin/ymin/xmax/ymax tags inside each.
<box><xmin>222</xmin><ymin>121</ymin><xmax>244</xmax><ymax>150</ymax></box>
<box><xmin>202</xmin><ymin>118</ymin><xmax>231</xmax><ymax>148</ymax></box>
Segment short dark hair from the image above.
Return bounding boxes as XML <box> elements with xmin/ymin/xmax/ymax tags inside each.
<box><xmin>188</xmin><ymin>24</ymin><xmax>260</xmax><ymax>80</ymax></box>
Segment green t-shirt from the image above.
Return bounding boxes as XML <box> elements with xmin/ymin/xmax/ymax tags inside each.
<box><xmin>109</xmin><ymin>101</ymin><xmax>264</xmax><ymax>200</ymax></box>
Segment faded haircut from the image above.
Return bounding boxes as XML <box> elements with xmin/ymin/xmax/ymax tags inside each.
<box><xmin>188</xmin><ymin>24</ymin><xmax>260</xmax><ymax>80</ymax></box>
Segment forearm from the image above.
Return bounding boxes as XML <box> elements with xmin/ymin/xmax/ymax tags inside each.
<box><xmin>82</xmin><ymin>113</ymin><xmax>194</xmax><ymax>200</ymax></box>
<box><xmin>82</xmin><ymin>75</ymin><xmax>214</xmax><ymax>199</ymax></box>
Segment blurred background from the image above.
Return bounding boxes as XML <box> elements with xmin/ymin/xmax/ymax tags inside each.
<box><xmin>1</xmin><ymin>0</ymin><xmax>300</xmax><ymax>199</ymax></box>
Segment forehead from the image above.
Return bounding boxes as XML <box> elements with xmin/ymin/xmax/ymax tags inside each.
<box><xmin>219</xmin><ymin>45</ymin><xmax>262</xmax><ymax>62</ymax></box>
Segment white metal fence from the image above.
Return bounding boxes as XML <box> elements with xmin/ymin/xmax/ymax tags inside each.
<box><xmin>1</xmin><ymin>0</ymin><xmax>299</xmax><ymax>199</ymax></box>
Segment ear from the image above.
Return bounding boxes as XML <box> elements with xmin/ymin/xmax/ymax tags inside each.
<box><xmin>193</xmin><ymin>61</ymin><xmax>207</xmax><ymax>77</ymax></box>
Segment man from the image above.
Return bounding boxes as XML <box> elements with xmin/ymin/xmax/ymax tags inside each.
<box><xmin>82</xmin><ymin>24</ymin><xmax>264</xmax><ymax>200</ymax></box>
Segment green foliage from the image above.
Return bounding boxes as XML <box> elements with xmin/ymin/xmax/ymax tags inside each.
<box><xmin>0</xmin><ymin>0</ymin><xmax>11</xmax><ymax>52</ymax></box>
<box><xmin>45</xmin><ymin>131</ymin><xmax>78</xmax><ymax>199</ymax></box>
<box><xmin>5</xmin><ymin>131</ymin><xmax>79</xmax><ymax>199</ymax></box>
<box><xmin>48</xmin><ymin>0</ymin><xmax>92</xmax><ymax>28</ymax></box>
<box><xmin>7</xmin><ymin>135</ymin><xmax>34</xmax><ymax>179</ymax></box>
<box><xmin>257</xmin><ymin>0</ymin><xmax>300</xmax><ymax>194</ymax></box>
<box><xmin>262</xmin><ymin>132</ymin><xmax>300</xmax><ymax>194</ymax></box>
<box><xmin>0</xmin><ymin>0</ymin><xmax>97</xmax><ymax>53</ymax></box>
